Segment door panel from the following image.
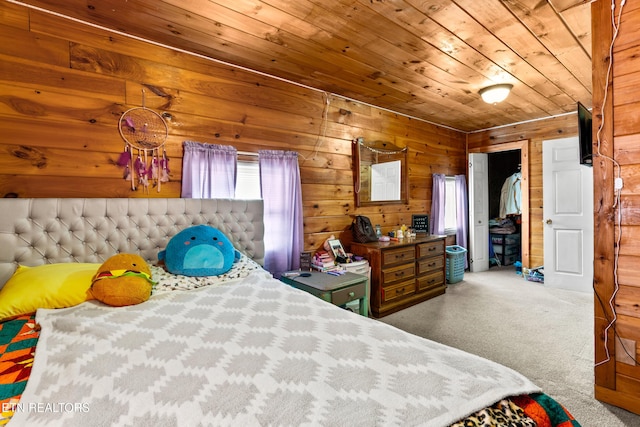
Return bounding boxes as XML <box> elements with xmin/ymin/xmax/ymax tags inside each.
<box><xmin>469</xmin><ymin>153</ymin><xmax>489</xmax><ymax>272</ymax></box>
<box><xmin>555</xmin><ymin>229</ymin><xmax>583</xmax><ymax>274</ymax></box>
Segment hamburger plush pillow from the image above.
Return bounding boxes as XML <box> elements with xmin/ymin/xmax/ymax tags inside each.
<box><xmin>91</xmin><ymin>253</ymin><xmax>154</xmax><ymax>307</ymax></box>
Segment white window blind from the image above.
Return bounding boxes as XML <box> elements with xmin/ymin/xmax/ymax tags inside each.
<box><xmin>444</xmin><ymin>176</ymin><xmax>457</xmax><ymax>234</ymax></box>
<box><xmin>235</xmin><ymin>160</ymin><xmax>261</xmax><ymax>199</ymax></box>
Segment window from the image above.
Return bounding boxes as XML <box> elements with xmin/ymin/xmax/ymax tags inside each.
<box><xmin>235</xmin><ymin>160</ymin><xmax>261</xmax><ymax>199</ymax></box>
<box><xmin>444</xmin><ymin>176</ymin><xmax>457</xmax><ymax>234</ymax></box>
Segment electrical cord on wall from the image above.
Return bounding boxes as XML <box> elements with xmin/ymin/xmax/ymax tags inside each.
<box><xmin>594</xmin><ymin>0</ymin><xmax>632</xmax><ymax>368</ymax></box>
<box><xmin>300</xmin><ymin>92</ymin><xmax>331</xmax><ymax>164</ymax></box>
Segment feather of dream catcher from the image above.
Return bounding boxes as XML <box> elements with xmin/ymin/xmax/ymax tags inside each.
<box><xmin>117</xmin><ymin>90</ymin><xmax>169</xmax><ymax>193</ymax></box>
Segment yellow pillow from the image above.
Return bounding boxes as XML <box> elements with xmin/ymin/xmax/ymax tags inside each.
<box><xmin>0</xmin><ymin>263</ymin><xmax>101</xmax><ymax>322</ymax></box>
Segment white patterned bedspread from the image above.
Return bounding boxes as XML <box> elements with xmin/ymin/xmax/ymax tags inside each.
<box><xmin>11</xmin><ymin>270</ymin><xmax>539</xmax><ymax>427</ymax></box>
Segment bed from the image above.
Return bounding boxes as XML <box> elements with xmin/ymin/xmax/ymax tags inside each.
<box><xmin>0</xmin><ymin>198</ymin><xmax>579</xmax><ymax>426</ymax></box>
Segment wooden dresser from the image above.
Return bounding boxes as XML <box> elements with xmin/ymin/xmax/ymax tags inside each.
<box><xmin>350</xmin><ymin>235</ymin><xmax>446</xmax><ymax>317</ymax></box>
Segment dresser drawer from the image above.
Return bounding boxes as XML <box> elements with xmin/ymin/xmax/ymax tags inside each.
<box><xmin>331</xmin><ymin>281</ymin><xmax>367</xmax><ymax>306</ymax></box>
<box><xmin>417</xmin><ymin>256</ymin><xmax>444</xmax><ymax>275</ymax></box>
<box><xmin>382</xmin><ymin>263</ymin><xmax>415</xmax><ymax>285</ymax></box>
<box><xmin>416</xmin><ymin>270</ymin><xmax>445</xmax><ymax>292</ymax></box>
<box><xmin>381</xmin><ymin>279</ymin><xmax>415</xmax><ymax>303</ymax></box>
<box><xmin>382</xmin><ymin>246</ymin><xmax>415</xmax><ymax>266</ymax></box>
<box><xmin>417</xmin><ymin>240</ymin><xmax>444</xmax><ymax>258</ymax></box>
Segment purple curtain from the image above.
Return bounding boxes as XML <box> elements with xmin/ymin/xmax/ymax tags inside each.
<box><xmin>430</xmin><ymin>173</ymin><xmax>446</xmax><ymax>235</ymax></box>
<box><xmin>455</xmin><ymin>174</ymin><xmax>469</xmax><ymax>268</ymax></box>
<box><xmin>259</xmin><ymin>150</ymin><xmax>303</xmax><ymax>278</ymax></box>
<box><xmin>181</xmin><ymin>141</ymin><xmax>237</xmax><ymax>198</ymax></box>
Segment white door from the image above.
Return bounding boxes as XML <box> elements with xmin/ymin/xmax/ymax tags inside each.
<box><xmin>371</xmin><ymin>160</ymin><xmax>401</xmax><ymax>201</ymax></box>
<box><xmin>469</xmin><ymin>153</ymin><xmax>489</xmax><ymax>272</ymax></box>
<box><xmin>543</xmin><ymin>137</ymin><xmax>593</xmax><ymax>292</ymax></box>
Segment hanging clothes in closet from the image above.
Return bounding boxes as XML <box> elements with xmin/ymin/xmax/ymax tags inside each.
<box><xmin>499</xmin><ymin>170</ymin><xmax>522</xmax><ymax>218</ymax></box>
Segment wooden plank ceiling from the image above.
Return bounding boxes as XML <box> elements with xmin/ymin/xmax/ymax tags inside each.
<box><xmin>14</xmin><ymin>0</ymin><xmax>592</xmax><ymax>132</ymax></box>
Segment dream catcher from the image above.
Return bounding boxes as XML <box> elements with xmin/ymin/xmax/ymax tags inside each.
<box><xmin>117</xmin><ymin>90</ymin><xmax>169</xmax><ymax>193</ymax></box>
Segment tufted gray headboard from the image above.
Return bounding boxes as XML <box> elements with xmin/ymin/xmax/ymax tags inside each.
<box><xmin>0</xmin><ymin>198</ymin><xmax>264</xmax><ymax>288</ymax></box>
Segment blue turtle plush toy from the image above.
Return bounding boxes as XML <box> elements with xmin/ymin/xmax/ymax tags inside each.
<box><xmin>158</xmin><ymin>225</ymin><xmax>240</xmax><ymax>277</ymax></box>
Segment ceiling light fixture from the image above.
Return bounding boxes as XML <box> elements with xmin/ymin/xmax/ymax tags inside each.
<box><xmin>479</xmin><ymin>84</ymin><xmax>513</xmax><ymax>104</ymax></box>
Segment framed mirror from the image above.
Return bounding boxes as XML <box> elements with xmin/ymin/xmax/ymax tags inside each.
<box><xmin>354</xmin><ymin>138</ymin><xmax>409</xmax><ymax>207</ymax></box>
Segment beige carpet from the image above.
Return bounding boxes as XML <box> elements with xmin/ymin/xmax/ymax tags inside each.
<box><xmin>379</xmin><ymin>266</ymin><xmax>640</xmax><ymax>427</ymax></box>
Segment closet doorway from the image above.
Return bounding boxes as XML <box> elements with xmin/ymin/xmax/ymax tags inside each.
<box><xmin>488</xmin><ymin>150</ymin><xmax>522</xmax><ymax>267</ymax></box>
<box><xmin>468</xmin><ymin>141</ymin><xmax>530</xmax><ymax>272</ymax></box>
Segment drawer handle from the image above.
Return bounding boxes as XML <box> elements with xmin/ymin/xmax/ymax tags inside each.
<box><xmin>428</xmin><ymin>262</ymin><xmax>436</xmax><ymax>267</ymax></box>
<box><xmin>348</xmin><ymin>291</ymin><xmax>355</xmax><ymax>298</ymax></box>
<box><xmin>428</xmin><ymin>247</ymin><xmax>436</xmax><ymax>251</ymax></box>
<box><xmin>396</xmin><ymin>271</ymin><xmax>405</xmax><ymax>277</ymax></box>
<box><xmin>398</xmin><ymin>287</ymin><xmax>405</xmax><ymax>295</ymax></box>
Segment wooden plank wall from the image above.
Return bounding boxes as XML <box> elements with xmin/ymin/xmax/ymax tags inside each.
<box><xmin>0</xmin><ymin>1</ymin><xmax>466</xmax><ymax>253</ymax></box>
<box><xmin>467</xmin><ymin>114</ymin><xmax>578</xmax><ymax>268</ymax></box>
<box><xmin>593</xmin><ymin>0</ymin><xmax>640</xmax><ymax>414</ymax></box>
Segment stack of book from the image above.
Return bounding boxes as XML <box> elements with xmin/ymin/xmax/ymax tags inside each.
<box><xmin>311</xmin><ymin>251</ymin><xmax>340</xmax><ymax>272</ymax></box>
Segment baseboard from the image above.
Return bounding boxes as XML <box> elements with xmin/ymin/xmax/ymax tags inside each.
<box><xmin>595</xmin><ymin>385</ymin><xmax>640</xmax><ymax>415</ymax></box>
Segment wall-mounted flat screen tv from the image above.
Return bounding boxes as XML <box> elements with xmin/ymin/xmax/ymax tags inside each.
<box><xmin>577</xmin><ymin>102</ymin><xmax>592</xmax><ymax>166</ymax></box>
